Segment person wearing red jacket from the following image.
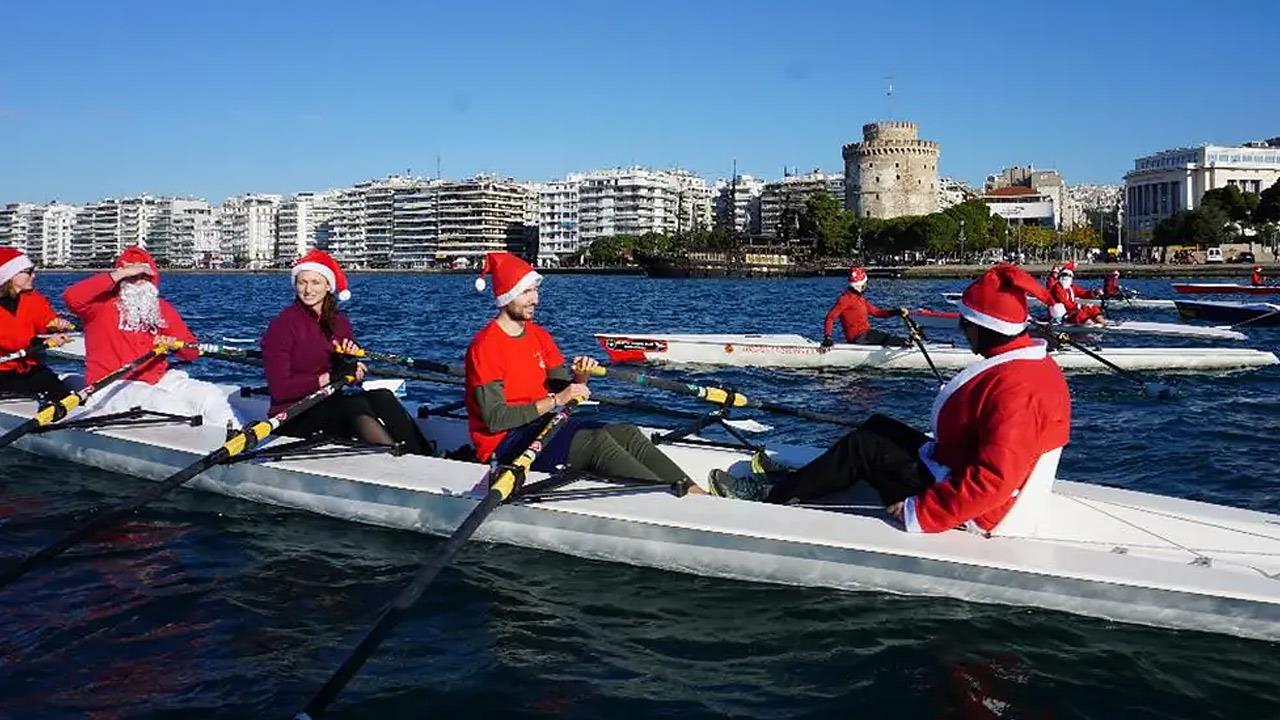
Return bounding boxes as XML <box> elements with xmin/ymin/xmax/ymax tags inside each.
<box><xmin>821</xmin><ymin>266</ymin><xmax>908</xmax><ymax>348</ymax></box>
<box><xmin>62</xmin><ymin>246</ymin><xmax>240</xmax><ymax>427</ymax></box>
<box><xmin>465</xmin><ymin>252</ymin><xmax>700</xmax><ymax>494</ymax></box>
<box><xmin>260</xmin><ymin>249</ymin><xmax>430</xmax><ymax>454</ymax></box>
<box><xmin>713</xmin><ymin>264</ymin><xmax>1072</xmax><ymax>538</ymax></box>
<box><xmin>0</xmin><ymin>247</ymin><xmax>76</xmax><ymax>399</ymax></box>
<box><xmin>1048</xmin><ymin>261</ymin><xmax>1104</xmax><ymax>325</ymax></box>
<box><xmin>1102</xmin><ymin>269</ymin><xmax>1122</xmax><ymax>298</ymax></box>
<box><xmin>1251</xmin><ymin>266</ymin><xmax>1265</xmax><ymax>286</ymax></box>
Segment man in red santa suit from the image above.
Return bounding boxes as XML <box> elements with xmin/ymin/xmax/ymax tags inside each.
<box><xmin>1048</xmin><ymin>261</ymin><xmax>1104</xmax><ymax>325</ymax></box>
<box><xmin>465</xmin><ymin>252</ymin><xmax>703</xmax><ymax>495</ymax></box>
<box><xmin>712</xmin><ymin>264</ymin><xmax>1071</xmax><ymax>537</ymax></box>
<box><xmin>1251</xmin><ymin>265</ymin><xmax>1265</xmax><ymax>287</ymax></box>
<box><xmin>821</xmin><ymin>266</ymin><xmax>909</xmax><ymax>348</ymax></box>
<box><xmin>62</xmin><ymin>246</ymin><xmax>242</xmax><ymax>427</ymax></box>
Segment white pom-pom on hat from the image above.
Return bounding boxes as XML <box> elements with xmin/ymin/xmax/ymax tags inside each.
<box><xmin>475</xmin><ymin>276</ymin><xmax>486</xmax><ymax>292</ymax></box>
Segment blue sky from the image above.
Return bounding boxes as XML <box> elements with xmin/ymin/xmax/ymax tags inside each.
<box><xmin>2</xmin><ymin>0</ymin><xmax>1277</xmax><ymax>203</ymax></box>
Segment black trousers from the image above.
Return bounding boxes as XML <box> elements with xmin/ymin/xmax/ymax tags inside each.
<box><xmin>0</xmin><ymin>365</ymin><xmax>71</xmax><ymax>401</ymax></box>
<box><xmin>852</xmin><ymin>329</ymin><xmax>911</xmax><ymax>348</ymax></box>
<box><xmin>279</xmin><ymin>388</ymin><xmax>432</xmax><ymax>455</ymax></box>
<box><xmin>765</xmin><ymin>414</ymin><xmax>934</xmax><ymax>505</ymax></box>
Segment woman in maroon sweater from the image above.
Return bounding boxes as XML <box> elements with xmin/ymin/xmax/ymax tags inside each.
<box><xmin>261</xmin><ymin>250</ymin><xmax>430</xmax><ymax>454</ymax></box>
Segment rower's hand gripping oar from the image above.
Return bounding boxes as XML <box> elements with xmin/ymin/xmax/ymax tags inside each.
<box><xmin>0</xmin><ymin>371</ymin><xmax>359</xmax><ymax>591</ymax></box>
<box><xmin>0</xmin><ymin>333</ymin><xmax>78</xmax><ymax>366</ymax></box>
<box><xmin>0</xmin><ymin>341</ymin><xmax>180</xmax><ymax>451</ymax></box>
<box><xmin>585</xmin><ymin>366</ymin><xmax>856</xmax><ymax>427</ymax></box>
<box><xmin>295</xmin><ymin>400</ymin><xmax>582</xmax><ymax>719</ymax></box>
<box><xmin>898</xmin><ymin>308</ymin><xmax>945</xmax><ymax>385</ymax></box>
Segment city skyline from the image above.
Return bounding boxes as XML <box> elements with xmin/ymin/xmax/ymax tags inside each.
<box><xmin>2</xmin><ymin>1</ymin><xmax>1278</xmax><ymax>204</ymax></box>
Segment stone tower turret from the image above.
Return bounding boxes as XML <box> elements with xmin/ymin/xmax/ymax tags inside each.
<box><xmin>843</xmin><ymin>121</ymin><xmax>940</xmax><ymax>219</ymax></box>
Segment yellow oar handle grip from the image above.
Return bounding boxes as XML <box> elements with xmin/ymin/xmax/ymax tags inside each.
<box><xmin>588</xmin><ymin>367</ymin><xmax>607</xmax><ymax>377</ymax></box>
<box><xmin>334</xmin><ymin>347</ymin><xmax>366</xmax><ymax>358</ymax></box>
<box><xmin>702</xmin><ymin>387</ymin><xmax>750</xmax><ymax>407</ymax></box>
<box><xmin>154</xmin><ymin>340</ymin><xmax>185</xmax><ymax>353</ymax></box>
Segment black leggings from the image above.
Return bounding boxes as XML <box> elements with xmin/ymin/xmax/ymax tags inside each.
<box><xmin>566</xmin><ymin>423</ymin><xmax>690</xmax><ymax>485</ymax></box>
<box><xmin>852</xmin><ymin>329</ymin><xmax>911</xmax><ymax>348</ymax></box>
<box><xmin>279</xmin><ymin>388</ymin><xmax>433</xmax><ymax>455</ymax></box>
<box><xmin>765</xmin><ymin>414</ymin><xmax>934</xmax><ymax>505</ymax></box>
<box><xmin>0</xmin><ymin>365</ymin><xmax>71</xmax><ymax>401</ymax></box>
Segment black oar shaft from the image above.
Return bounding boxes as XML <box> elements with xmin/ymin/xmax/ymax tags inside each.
<box><xmin>298</xmin><ymin>401</ymin><xmax>579</xmax><ymax>719</ymax></box>
<box><xmin>900</xmin><ymin>312</ymin><xmax>944</xmax><ymax>384</ymax></box>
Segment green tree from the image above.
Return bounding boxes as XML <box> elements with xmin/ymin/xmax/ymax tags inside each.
<box><xmin>800</xmin><ymin>193</ymin><xmax>856</xmax><ymax>256</ymax></box>
<box><xmin>1201</xmin><ymin>185</ymin><xmax>1255</xmax><ymax>223</ymax></box>
<box><xmin>1254</xmin><ymin>178</ymin><xmax>1280</xmax><ymax>224</ymax></box>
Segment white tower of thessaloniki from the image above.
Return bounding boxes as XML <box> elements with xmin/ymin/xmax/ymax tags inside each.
<box><xmin>843</xmin><ymin>121</ymin><xmax>939</xmax><ymax>219</ymax></box>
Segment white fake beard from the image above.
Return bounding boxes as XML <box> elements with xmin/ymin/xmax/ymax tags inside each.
<box><xmin>1059</xmin><ymin>277</ymin><xmax>1073</xmax><ymax>289</ymax></box>
<box><xmin>117</xmin><ymin>281</ymin><xmax>167</xmax><ymax>333</ymax></box>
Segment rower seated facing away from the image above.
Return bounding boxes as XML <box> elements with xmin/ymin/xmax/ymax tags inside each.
<box><xmin>62</xmin><ymin>247</ymin><xmax>241</xmax><ymax>427</ymax></box>
<box><xmin>713</xmin><ymin>264</ymin><xmax>1071</xmax><ymax>537</ymax></box>
<box><xmin>261</xmin><ymin>250</ymin><xmax>432</xmax><ymax>454</ymax></box>
<box><xmin>822</xmin><ymin>266</ymin><xmax>909</xmax><ymax>348</ymax></box>
<box><xmin>1048</xmin><ymin>261</ymin><xmax>1103</xmax><ymax>325</ymax></box>
<box><xmin>1251</xmin><ymin>265</ymin><xmax>1265</xmax><ymax>287</ymax></box>
<box><xmin>466</xmin><ymin>252</ymin><xmax>701</xmax><ymax>495</ymax></box>
<box><xmin>0</xmin><ymin>248</ymin><xmax>75</xmax><ymax>400</ymax></box>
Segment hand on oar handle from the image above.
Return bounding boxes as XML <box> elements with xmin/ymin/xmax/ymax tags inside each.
<box><xmin>153</xmin><ymin>336</ymin><xmax>185</xmax><ymax>353</ymax></box>
<box><xmin>46</xmin><ymin>318</ymin><xmax>76</xmax><ymax>332</ymax></box>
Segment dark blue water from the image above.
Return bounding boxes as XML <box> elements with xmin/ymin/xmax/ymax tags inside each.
<box><xmin>2</xmin><ymin>272</ymin><xmax>1278</xmax><ymax>719</ymax></box>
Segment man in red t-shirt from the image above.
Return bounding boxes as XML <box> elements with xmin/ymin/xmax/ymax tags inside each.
<box><xmin>465</xmin><ymin>252</ymin><xmax>701</xmax><ymax>494</ymax></box>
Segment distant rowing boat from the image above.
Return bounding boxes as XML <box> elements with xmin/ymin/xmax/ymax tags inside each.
<box><xmin>594</xmin><ymin>332</ymin><xmax>1278</xmax><ymax>372</ymax></box>
<box><xmin>942</xmin><ymin>292</ymin><xmax>1177</xmax><ymax>311</ymax></box>
<box><xmin>1175</xmin><ymin>300</ymin><xmax>1280</xmax><ymax>326</ymax></box>
<box><xmin>911</xmin><ymin>308</ymin><xmax>1247</xmax><ymax>341</ymax></box>
<box><xmin>1172</xmin><ymin>283</ymin><xmax>1280</xmax><ymax>296</ymax></box>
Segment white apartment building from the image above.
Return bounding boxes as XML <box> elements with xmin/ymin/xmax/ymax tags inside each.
<box><xmin>712</xmin><ymin>175</ymin><xmax>764</xmax><ymax>234</ymax></box>
<box><xmin>759</xmin><ymin>171</ymin><xmax>844</xmax><ymax>238</ymax></box>
<box><xmin>219</xmin><ymin>194</ymin><xmax>282</xmax><ymax>269</ymax></box>
<box><xmin>434</xmin><ymin>176</ymin><xmax>534</xmax><ymax>263</ymax></box>
<box><xmin>531</xmin><ymin>180</ymin><xmax>580</xmax><ymax>266</ymax></box>
<box><xmin>390</xmin><ymin>180</ymin><xmax>444</xmax><ymax>268</ymax></box>
<box><xmin>937</xmin><ymin>177</ymin><xmax>976</xmax><ymax>211</ymax></box>
<box><xmin>1124</xmin><ymin>142</ymin><xmax>1280</xmax><ymax>244</ymax></box>
<box><xmin>575</xmin><ymin>167</ymin><xmax>713</xmax><ymax>241</ymax></box>
<box><xmin>276</xmin><ymin>191</ymin><xmax>339</xmax><ymax>266</ymax></box>
<box><xmin>326</xmin><ymin>186</ymin><xmax>369</xmax><ymax>267</ymax></box>
<box><xmin>0</xmin><ymin>203</ymin><xmax>42</xmax><ymax>257</ymax></box>
<box><xmin>70</xmin><ymin>199</ymin><xmax>123</xmax><ymax>267</ymax></box>
<box><xmin>362</xmin><ymin>176</ymin><xmax>424</xmax><ymax>268</ymax></box>
<box><xmin>39</xmin><ymin>204</ymin><xmax>78</xmax><ymax>267</ymax></box>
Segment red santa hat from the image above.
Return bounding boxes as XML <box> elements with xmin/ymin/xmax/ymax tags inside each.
<box><xmin>0</xmin><ymin>247</ymin><xmax>34</xmax><ymax>288</ymax></box>
<box><xmin>475</xmin><ymin>252</ymin><xmax>543</xmax><ymax>307</ymax></box>
<box><xmin>1254</xmin><ymin>265</ymin><xmax>1262</xmax><ymax>272</ymax></box>
<box><xmin>959</xmin><ymin>263</ymin><xmax>1058</xmax><ymax>335</ymax></box>
<box><xmin>115</xmin><ymin>245</ymin><xmax>159</xmax><ymax>285</ymax></box>
<box><xmin>847</xmin><ymin>266</ymin><xmax>868</xmax><ymax>291</ymax></box>
<box><xmin>1059</xmin><ymin>261</ymin><xmax>1078</xmax><ymax>277</ymax></box>
<box><xmin>291</xmin><ymin>249</ymin><xmax>350</xmax><ymax>301</ymax></box>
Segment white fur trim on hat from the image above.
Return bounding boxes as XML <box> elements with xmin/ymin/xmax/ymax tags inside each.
<box><xmin>495</xmin><ymin>269</ymin><xmax>544</xmax><ymax>307</ymax></box>
<box><xmin>850</xmin><ymin>279</ymin><xmax>868</xmax><ymax>291</ymax></box>
<box><xmin>958</xmin><ymin>301</ymin><xmax>1028</xmax><ymax>335</ymax></box>
<box><xmin>292</xmin><ymin>261</ymin><xmax>337</xmax><ymax>296</ymax></box>
<box><xmin>0</xmin><ymin>253</ymin><xmax>33</xmax><ymax>287</ymax></box>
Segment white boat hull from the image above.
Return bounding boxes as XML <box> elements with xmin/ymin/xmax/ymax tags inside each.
<box><xmin>595</xmin><ymin>333</ymin><xmax>1279</xmax><ymax>372</ymax></box>
<box><xmin>943</xmin><ymin>292</ymin><xmax>1177</xmax><ymax>310</ymax></box>
<box><xmin>2</xmin><ymin>393</ymin><xmax>1279</xmax><ymax>642</ymax></box>
<box><xmin>912</xmin><ymin>310</ymin><xmax>1247</xmax><ymax>341</ymax></box>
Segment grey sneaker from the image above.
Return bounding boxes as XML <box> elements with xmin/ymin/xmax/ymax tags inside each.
<box><xmin>708</xmin><ymin>468</ymin><xmax>771</xmax><ymax>501</ymax></box>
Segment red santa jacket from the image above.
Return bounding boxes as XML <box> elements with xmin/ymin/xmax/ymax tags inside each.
<box><xmin>1048</xmin><ymin>281</ymin><xmax>1101</xmax><ymax>322</ymax></box>
<box><xmin>0</xmin><ymin>291</ymin><xmax>58</xmax><ymax>374</ymax></box>
<box><xmin>63</xmin><ymin>272</ymin><xmax>198</xmax><ymax>385</ymax></box>
<box><xmin>823</xmin><ymin>290</ymin><xmax>895</xmax><ymax>341</ymax></box>
<box><xmin>903</xmin><ymin>336</ymin><xmax>1071</xmax><ymax>534</ymax></box>
<box><xmin>1252</xmin><ymin>268</ymin><xmax>1265</xmax><ymax>286</ymax></box>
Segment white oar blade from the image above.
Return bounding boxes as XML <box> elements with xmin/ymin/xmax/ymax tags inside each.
<box><xmin>723</xmin><ymin>418</ymin><xmax>774</xmax><ymax>433</ymax></box>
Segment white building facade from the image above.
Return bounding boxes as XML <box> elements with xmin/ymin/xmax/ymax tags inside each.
<box><xmin>532</xmin><ymin>180</ymin><xmax>580</xmax><ymax>267</ymax></box>
<box><xmin>575</xmin><ymin>168</ymin><xmax>713</xmax><ymax>241</ymax></box>
<box><xmin>759</xmin><ymin>171</ymin><xmax>844</xmax><ymax>238</ymax></box>
<box><xmin>712</xmin><ymin>175</ymin><xmax>764</xmax><ymax>235</ymax></box>
<box><xmin>1124</xmin><ymin>143</ymin><xmax>1280</xmax><ymax>245</ymax></box>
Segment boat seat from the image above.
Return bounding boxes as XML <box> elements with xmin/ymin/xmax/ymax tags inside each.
<box><xmin>987</xmin><ymin>447</ymin><xmax>1063</xmax><ymax>538</ymax></box>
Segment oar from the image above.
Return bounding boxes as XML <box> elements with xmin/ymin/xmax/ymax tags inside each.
<box><xmin>585</xmin><ymin>366</ymin><xmax>855</xmax><ymax>427</ymax></box>
<box><xmin>898</xmin><ymin>310</ymin><xmax>945</xmax><ymax>384</ymax></box>
<box><xmin>0</xmin><ymin>334</ymin><xmax>79</xmax><ymax>365</ymax></box>
<box><xmin>295</xmin><ymin>400</ymin><xmax>582</xmax><ymax>719</ymax></box>
<box><xmin>0</xmin><ymin>372</ymin><xmax>358</xmax><ymax>590</ymax></box>
<box><xmin>1047</xmin><ymin>331</ymin><xmax>1177</xmax><ymax>399</ymax></box>
<box><xmin>1228</xmin><ymin>306</ymin><xmax>1280</xmax><ymax>330</ymax></box>
<box><xmin>0</xmin><ymin>343</ymin><xmax>177</xmax><ymax>451</ymax></box>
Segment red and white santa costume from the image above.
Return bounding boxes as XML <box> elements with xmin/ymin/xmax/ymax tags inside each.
<box><xmin>1251</xmin><ymin>266</ymin><xmax>1265</xmax><ymax>287</ymax></box>
<box><xmin>62</xmin><ymin>246</ymin><xmax>244</xmax><ymax>428</ymax></box>
<box><xmin>1048</xmin><ymin>261</ymin><xmax>1103</xmax><ymax>324</ymax></box>
<box><xmin>902</xmin><ymin>264</ymin><xmax>1072</xmax><ymax>536</ymax></box>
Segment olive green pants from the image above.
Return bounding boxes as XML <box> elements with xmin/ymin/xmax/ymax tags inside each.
<box><xmin>567</xmin><ymin>423</ymin><xmax>689</xmax><ymax>485</ymax></box>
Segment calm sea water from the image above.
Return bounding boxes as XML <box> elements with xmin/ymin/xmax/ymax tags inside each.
<box><xmin>1</xmin><ymin>272</ymin><xmax>1278</xmax><ymax>720</ymax></box>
